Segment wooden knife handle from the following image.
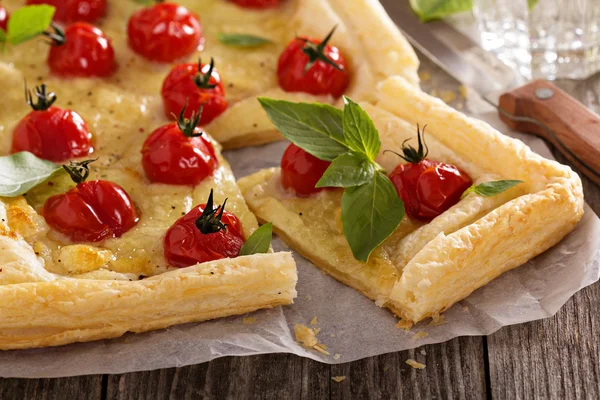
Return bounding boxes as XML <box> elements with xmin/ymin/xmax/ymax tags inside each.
<box><xmin>498</xmin><ymin>79</ymin><xmax>600</xmax><ymax>185</ymax></box>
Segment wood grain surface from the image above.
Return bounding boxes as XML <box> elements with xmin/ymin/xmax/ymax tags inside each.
<box><xmin>0</xmin><ymin>38</ymin><xmax>598</xmax><ymax>400</ymax></box>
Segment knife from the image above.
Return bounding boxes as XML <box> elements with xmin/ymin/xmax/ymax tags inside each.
<box><xmin>381</xmin><ymin>0</ymin><xmax>600</xmax><ymax>185</ymax></box>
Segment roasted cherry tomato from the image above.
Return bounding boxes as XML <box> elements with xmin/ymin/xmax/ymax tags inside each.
<box><xmin>142</xmin><ymin>104</ymin><xmax>218</xmax><ymax>185</ymax></box>
<box><xmin>26</xmin><ymin>0</ymin><xmax>106</xmax><ymax>24</ymax></box>
<box><xmin>0</xmin><ymin>4</ymin><xmax>9</xmax><ymax>31</ymax></box>
<box><xmin>127</xmin><ymin>2</ymin><xmax>202</xmax><ymax>62</ymax></box>
<box><xmin>388</xmin><ymin>125</ymin><xmax>472</xmax><ymax>221</ymax></box>
<box><xmin>229</xmin><ymin>0</ymin><xmax>282</xmax><ymax>9</ymax></box>
<box><xmin>277</xmin><ymin>26</ymin><xmax>349</xmax><ymax>98</ymax></box>
<box><xmin>280</xmin><ymin>143</ymin><xmax>331</xmax><ymax>197</ymax></box>
<box><xmin>11</xmin><ymin>84</ymin><xmax>93</xmax><ymax>162</ymax></box>
<box><xmin>47</xmin><ymin>22</ymin><xmax>116</xmax><ymax>77</ymax></box>
<box><xmin>164</xmin><ymin>189</ymin><xmax>245</xmax><ymax>268</ymax></box>
<box><xmin>161</xmin><ymin>58</ymin><xmax>228</xmax><ymax>125</ymax></box>
<box><xmin>42</xmin><ymin>160</ymin><xmax>139</xmax><ymax>242</ymax></box>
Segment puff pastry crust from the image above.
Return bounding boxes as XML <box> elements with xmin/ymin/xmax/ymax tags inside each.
<box><xmin>239</xmin><ymin>76</ymin><xmax>584</xmax><ymax>323</ymax></box>
<box><xmin>0</xmin><ymin>128</ymin><xmax>298</xmax><ymax>350</ymax></box>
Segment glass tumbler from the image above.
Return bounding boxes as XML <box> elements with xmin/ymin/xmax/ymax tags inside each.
<box><xmin>473</xmin><ymin>0</ymin><xmax>600</xmax><ymax>80</ymax></box>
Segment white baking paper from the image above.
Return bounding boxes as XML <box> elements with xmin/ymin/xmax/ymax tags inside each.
<box><xmin>0</xmin><ymin>104</ymin><xmax>598</xmax><ymax>378</ymax></box>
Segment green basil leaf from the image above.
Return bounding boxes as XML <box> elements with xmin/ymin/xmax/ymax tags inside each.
<box><xmin>341</xmin><ymin>171</ymin><xmax>405</xmax><ymax>262</ymax></box>
<box><xmin>461</xmin><ymin>180</ymin><xmax>523</xmax><ymax>199</ymax></box>
<box><xmin>316</xmin><ymin>153</ymin><xmax>375</xmax><ymax>188</ymax></box>
<box><xmin>7</xmin><ymin>5</ymin><xmax>55</xmax><ymax>45</ymax></box>
<box><xmin>342</xmin><ymin>97</ymin><xmax>381</xmax><ymax>161</ymax></box>
<box><xmin>258</xmin><ymin>98</ymin><xmax>348</xmax><ymax>161</ymax></box>
<box><xmin>0</xmin><ymin>152</ymin><xmax>63</xmax><ymax>197</ymax></box>
<box><xmin>218</xmin><ymin>33</ymin><xmax>272</xmax><ymax>47</ymax></box>
<box><xmin>239</xmin><ymin>222</ymin><xmax>273</xmax><ymax>256</ymax></box>
<box><xmin>409</xmin><ymin>0</ymin><xmax>472</xmax><ymax>22</ymax></box>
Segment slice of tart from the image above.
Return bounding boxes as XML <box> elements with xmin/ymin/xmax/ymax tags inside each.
<box><xmin>238</xmin><ymin>76</ymin><xmax>584</xmax><ymax>323</ymax></box>
<box><xmin>0</xmin><ymin>75</ymin><xmax>297</xmax><ymax>350</ymax></box>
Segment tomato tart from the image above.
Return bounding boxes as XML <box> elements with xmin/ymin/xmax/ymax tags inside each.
<box><xmin>239</xmin><ymin>77</ymin><xmax>584</xmax><ymax>323</ymax></box>
<box><xmin>1</xmin><ymin>0</ymin><xmax>418</xmax><ymax>149</ymax></box>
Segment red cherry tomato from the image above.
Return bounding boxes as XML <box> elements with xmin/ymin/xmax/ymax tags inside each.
<box><xmin>127</xmin><ymin>3</ymin><xmax>202</xmax><ymax>63</ymax></box>
<box><xmin>11</xmin><ymin>84</ymin><xmax>93</xmax><ymax>162</ymax></box>
<box><xmin>229</xmin><ymin>0</ymin><xmax>282</xmax><ymax>9</ymax></box>
<box><xmin>26</xmin><ymin>0</ymin><xmax>106</xmax><ymax>24</ymax></box>
<box><xmin>141</xmin><ymin>121</ymin><xmax>218</xmax><ymax>186</ymax></box>
<box><xmin>43</xmin><ymin>180</ymin><xmax>139</xmax><ymax>242</ymax></box>
<box><xmin>47</xmin><ymin>22</ymin><xmax>116</xmax><ymax>77</ymax></box>
<box><xmin>0</xmin><ymin>4</ymin><xmax>9</xmax><ymax>31</ymax></box>
<box><xmin>280</xmin><ymin>143</ymin><xmax>331</xmax><ymax>197</ymax></box>
<box><xmin>277</xmin><ymin>28</ymin><xmax>349</xmax><ymax>98</ymax></box>
<box><xmin>161</xmin><ymin>59</ymin><xmax>228</xmax><ymax>125</ymax></box>
<box><xmin>388</xmin><ymin>126</ymin><xmax>472</xmax><ymax>221</ymax></box>
<box><xmin>164</xmin><ymin>196</ymin><xmax>245</xmax><ymax>268</ymax></box>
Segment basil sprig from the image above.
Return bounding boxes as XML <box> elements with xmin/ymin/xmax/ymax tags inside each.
<box><xmin>0</xmin><ymin>5</ymin><xmax>55</xmax><ymax>47</ymax></box>
<box><xmin>0</xmin><ymin>152</ymin><xmax>63</xmax><ymax>198</ymax></box>
<box><xmin>239</xmin><ymin>222</ymin><xmax>273</xmax><ymax>256</ymax></box>
<box><xmin>410</xmin><ymin>0</ymin><xmax>537</xmax><ymax>22</ymax></box>
<box><xmin>461</xmin><ymin>180</ymin><xmax>523</xmax><ymax>199</ymax></box>
<box><xmin>259</xmin><ymin>97</ymin><xmax>405</xmax><ymax>262</ymax></box>
<box><xmin>218</xmin><ymin>33</ymin><xmax>272</xmax><ymax>48</ymax></box>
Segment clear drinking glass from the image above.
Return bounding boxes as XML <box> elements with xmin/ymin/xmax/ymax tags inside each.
<box><xmin>473</xmin><ymin>0</ymin><xmax>600</xmax><ymax>80</ymax></box>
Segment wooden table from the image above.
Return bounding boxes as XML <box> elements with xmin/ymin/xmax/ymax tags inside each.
<box><xmin>1</xmin><ymin>31</ymin><xmax>599</xmax><ymax>400</ymax></box>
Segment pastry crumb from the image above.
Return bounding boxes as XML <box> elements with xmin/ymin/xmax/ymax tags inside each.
<box><xmin>420</xmin><ymin>349</ymin><xmax>427</xmax><ymax>356</ymax></box>
<box><xmin>305</xmin><ymin>294</ymin><xmax>312</xmax><ymax>301</ymax></box>
<box><xmin>406</xmin><ymin>359</ymin><xmax>426</xmax><ymax>369</ymax></box>
<box><xmin>294</xmin><ymin>323</ymin><xmax>329</xmax><ymax>355</ymax></box>
<box><xmin>418</xmin><ymin>70</ymin><xmax>432</xmax><ymax>82</ymax></box>
<box><xmin>331</xmin><ymin>376</ymin><xmax>346</xmax><ymax>383</ymax></box>
<box><xmin>243</xmin><ymin>317</ymin><xmax>257</xmax><ymax>324</ymax></box>
<box><xmin>314</xmin><ymin>343</ymin><xmax>330</xmax><ymax>355</ymax></box>
<box><xmin>396</xmin><ymin>319</ymin><xmax>413</xmax><ymax>330</ymax></box>
<box><xmin>310</xmin><ymin>316</ymin><xmax>318</xmax><ymax>325</ymax></box>
<box><xmin>295</xmin><ymin>324</ymin><xmax>317</xmax><ymax>347</ymax></box>
<box><xmin>429</xmin><ymin>314</ymin><xmax>446</xmax><ymax>326</ymax></box>
<box><xmin>439</xmin><ymin>90</ymin><xmax>457</xmax><ymax>104</ymax></box>
<box><xmin>459</xmin><ymin>85</ymin><xmax>468</xmax><ymax>98</ymax></box>
<box><xmin>330</xmin><ymin>333</ymin><xmax>336</xmax><ymax>338</ymax></box>
<box><xmin>412</xmin><ymin>331</ymin><xmax>429</xmax><ymax>340</ymax></box>
<box><xmin>334</xmin><ymin>353</ymin><xmax>341</xmax><ymax>360</ymax></box>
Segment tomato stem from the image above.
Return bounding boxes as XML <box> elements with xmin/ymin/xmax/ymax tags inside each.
<box><xmin>176</xmin><ymin>102</ymin><xmax>204</xmax><ymax>137</ymax></box>
<box><xmin>192</xmin><ymin>57</ymin><xmax>218</xmax><ymax>89</ymax></box>
<box><xmin>297</xmin><ymin>25</ymin><xmax>344</xmax><ymax>73</ymax></box>
<box><xmin>42</xmin><ymin>22</ymin><xmax>66</xmax><ymax>46</ymax></box>
<box><xmin>24</xmin><ymin>82</ymin><xmax>57</xmax><ymax>111</ymax></box>
<box><xmin>195</xmin><ymin>189</ymin><xmax>229</xmax><ymax>234</ymax></box>
<box><xmin>384</xmin><ymin>124</ymin><xmax>429</xmax><ymax>164</ymax></box>
<box><xmin>62</xmin><ymin>159</ymin><xmax>97</xmax><ymax>184</ymax></box>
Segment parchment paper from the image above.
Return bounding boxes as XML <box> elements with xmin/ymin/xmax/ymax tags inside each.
<box><xmin>0</xmin><ymin>104</ymin><xmax>598</xmax><ymax>379</ymax></box>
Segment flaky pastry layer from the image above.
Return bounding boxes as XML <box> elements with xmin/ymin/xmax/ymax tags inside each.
<box><xmin>0</xmin><ymin>253</ymin><xmax>297</xmax><ymax>350</ymax></box>
<box><xmin>239</xmin><ymin>77</ymin><xmax>584</xmax><ymax>323</ymax></box>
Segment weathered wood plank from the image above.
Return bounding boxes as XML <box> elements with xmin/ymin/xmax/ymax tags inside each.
<box><xmin>105</xmin><ymin>354</ymin><xmax>327</xmax><ymax>400</ymax></box>
<box><xmin>104</xmin><ymin>338</ymin><xmax>486</xmax><ymax>400</ymax></box>
<box><xmin>329</xmin><ymin>337</ymin><xmax>487</xmax><ymax>400</ymax></box>
<box><xmin>487</xmin><ymin>151</ymin><xmax>600</xmax><ymax>400</ymax></box>
<box><xmin>0</xmin><ymin>375</ymin><xmax>102</xmax><ymax>400</ymax></box>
